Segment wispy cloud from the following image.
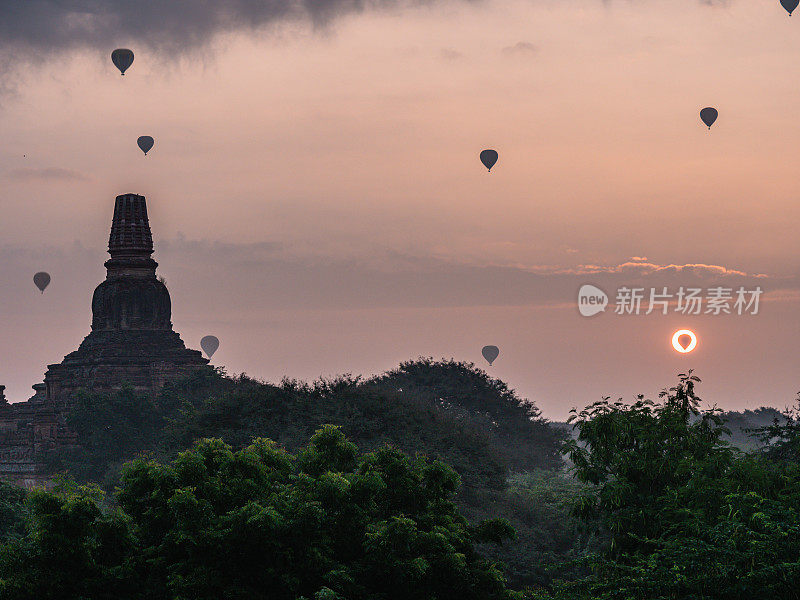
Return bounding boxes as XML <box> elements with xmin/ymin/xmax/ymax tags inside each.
<box><xmin>501</xmin><ymin>41</ymin><xmax>538</xmax><ymax>56</ymax></box>
<box><xmin>6</xmin><ymin>167</ymin><xmax>90</xmax><ymax>182</ymax></box>
<box><xmin>440</xmin><ymin>48</ymin><xmax>464</xmax><ymax>61</ymax></box>
<box><xmin>489</xmin><ymin>260</ymin><xmax>766</xmax><ymax>279</ymax></box>
<box><xmin>590</xmin><ymin>261</ymin><xmax>762</xmax><ymax>278</ymax></box>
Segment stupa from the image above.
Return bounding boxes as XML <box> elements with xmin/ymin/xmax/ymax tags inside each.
<box><xmin>0</xmin><ymin>193</ymin><xmax>209</xmax><ymax>487</ymax></box>
<box><xmin>44</xmin><ymin>193</ymin><xmax>208</xmax><ymax>401</ymax></box>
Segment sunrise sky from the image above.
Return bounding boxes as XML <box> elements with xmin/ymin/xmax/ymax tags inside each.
<box><xmin>1</xmin><ymin>0</ymin><xmax>799</xmax><ymax>418</ymax></box>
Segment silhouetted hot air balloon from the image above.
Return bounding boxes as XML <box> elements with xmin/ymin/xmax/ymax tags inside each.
<box><xmin>137</xmin><ymin>136</ymin><xmax>154</xmax><ymax>155</ymax></box>
<box><xmin>111</xmin><ymin>49</ymin><xmax>134</xmax><ymax>75</ymax></box>
<box><xmin>201</xmin><ymin>335</ymin><xmax>219</xmax><ymax>359</ymax></box>
<box><xmin>33</xmin><ymin>272</ymin><xmax>50</xmax><ymax>294</ymax></box>
<box><xmin>481</xmin><ymin>345</ymin><xmax>499</xmax><ymax>366</ymax></box>
<box><xmin>700</xmin><ymin>107</ymin><xmax>718</xmax><ymax>129</ymax></box>
<box><xmin>781</xmin><ymin>0</ymin><xmax>799</xmax><ymax>15</ymax></box>
<box><xmin>480</xmin><ymin>149</ymin><xmax>498</xmax><ymax>172</ymax></box>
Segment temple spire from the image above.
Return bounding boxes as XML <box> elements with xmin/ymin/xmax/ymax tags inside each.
<box><xmin>105</xmin><ymin>193</ymin><xmax>157</xmax><ymax>277</ymax></box>
<box><xmin>108</xmin><ymin>193</ymin><xmax>154</xmax><ymax>257</ymax></box>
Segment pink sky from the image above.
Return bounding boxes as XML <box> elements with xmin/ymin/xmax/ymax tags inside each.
<box><xmin>1</xmin><ymin>0</ymin><xmax>799</xmax><ymax>418</ymax></box>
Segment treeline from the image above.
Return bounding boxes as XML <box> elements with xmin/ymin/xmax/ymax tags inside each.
<box><xmin>553</xmin><ymin>406</ymin><xmax>788</xmax><ymax>452</ymax></box>
<box><xmin>548</xmin><ymin>374</ymin><xmax>800</xmax><ymax>599</ymax></box>
<box><xmin>47</xmin><ymin>359</ymin><xmax>587</xmax><ymax>591</ymax></box>
<box><xmin>53</xmin><ymin>358</ymin><xmax>565</xmax><ymax>489</ymax></box>
<box><xmin>0</xmin><ymin>363</ymin><xmax>797</xmax><ymax>598</ymax></box>
<box><xmin>4</xmin><ymin>428</ymin><xmax>521</xmax><ymax>599</ymax></box>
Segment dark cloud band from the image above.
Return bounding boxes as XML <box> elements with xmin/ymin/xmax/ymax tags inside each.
<box><xmin>0</xmin><ymin>1</ymin><xmax>449</xmax><ymax>55</ymax></box>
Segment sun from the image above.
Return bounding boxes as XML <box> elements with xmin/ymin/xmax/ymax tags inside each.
<box><xmin>671</xmin><ymin>329</ymin><xmax>697</xmax><ymax>354</ymax></box>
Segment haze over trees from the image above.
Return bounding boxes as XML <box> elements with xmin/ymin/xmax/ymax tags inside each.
<box><xmin>0</xmin><ymin>361</ymin><xmax>798</xmax><ymax>598</ymax></box>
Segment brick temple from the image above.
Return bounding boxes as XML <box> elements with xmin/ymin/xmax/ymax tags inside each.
<box><xmin>0</xmin><ymin>194</ymin><xmax>210</xmax><ymax>487</ymax></box>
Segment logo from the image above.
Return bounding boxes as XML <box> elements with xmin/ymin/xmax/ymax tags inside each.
<box><xmin>671</xmin><ymin>329</ymin><xmax>697</xmax><ymax>353</ymax></box>
<box><xmin>578</xmin><ymin>284</ymin><xmax>608</xmax><ymax>317</ymax></box>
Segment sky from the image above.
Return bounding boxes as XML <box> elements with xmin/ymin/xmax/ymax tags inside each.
<box><xmin>1</xmin><ymin>0</ymin><xmax>799</xmax><ymax>419</ymax></box>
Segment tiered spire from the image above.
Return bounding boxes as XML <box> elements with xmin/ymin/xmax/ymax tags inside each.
<box><xmin>108</xmin><ymin>193</ymin><xmax>154</xmax><ymax>257</ymax></box>
<box><xmin>104</xmin><ymin>193</ymin><xmax>157</xmax><ymax>276</ymax></box>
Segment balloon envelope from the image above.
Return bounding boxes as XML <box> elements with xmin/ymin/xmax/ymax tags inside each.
<box><xmin>111</xmin><ymin>49</ymin><xmax>134</xmax><ymax>75</ymax></box>
<box><xmin>700</xmin><ymin>107</ymin><xmax>718</xmax><ymax>129</ymax></box>
<box><xmin>481</xmin><ymin>345</ymin><xmax>500</xmax><ymax>365</ymax></box>
<box><xmin>137</xmin><ymin>136</ymin><xmax>154</xmax><ymax>155</ymax></box>
<box><xmin>781</xmin><ymin>0</ymin><xmax>799</xmax><ymax>15</ymax></box>
<box><xmin>200</xmin><ymin>335</ymin><xmax>219</xmax><ymax>359</ymax></box>
<box><xmin>33</xmin><ymin>272</ymin><xmax>50</xmax><ymax>293</ymax></box>
<box><xmin>677</xmin><ymin>334</ymin><xmax>692</xmax><ymax>350</ymax></box>
<box><xmin>480</xmin><ymin>149</ymin><xmax>498</xmax><ymax>171</ymax></box>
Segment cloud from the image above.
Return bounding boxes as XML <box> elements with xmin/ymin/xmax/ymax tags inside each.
<box><xmin>0</xmin><ymin>239</ymin><xmax>787</xmax><ymax>321</ymax></box>
<box><xmin>115</xmin><ymin>242</ymin><xmax>789</xmax><ymax>311</ymax></box>
<box><xmin>440</xmin><ymin>48</ymin><xmax>464</xmax><ymax>61</ymax></box>
<box><xmin>568</xmin><ymin>261</ymin><xmax>759</xmax><ymax>278</ymax></box>
<box><xmin>6</xmin><ymin>167</ymin><xmax>90</xmax><ymax>182</ymax></box>
<box><xmin>0</xmin><ymin>0</ymin><xmax>738</xmax><ymax>64</ymax></box>
<box><xmin>501</xmin><ymin>41</ymin><xmax>538</xmax><ymax>56</ymax></box>
<box><xmin>0</xmin><ymin>1</ymin><xmax>449</xmax><ymax>57</ymax></box>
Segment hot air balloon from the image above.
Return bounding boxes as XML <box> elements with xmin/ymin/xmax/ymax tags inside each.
<box><xmin>137</xmin><ymin>136</ymin><xmax>154</xmax><ymax>155</ymax></box>
<box><xmin>781</xmin><ymin>0</ymin><xmax>799</xmax><ymax>15</ymax></box>
<box><xmin>480</xmin><ymin>149</ymin><xmax>498</xmax><ymax>172</ymax></box>
<box><xmin>201</xmin><ymin>335</ymin><xmax>219</xmax><ymax>359</ymax></box>
<box><xmin>33</xmin><ymin>272</ymin><xmax>50</xmax><ymax>294</ymax></box>
<box><xmin>111</xmin><ymin>49</ymin><xmax>134</xmax><ymax>75</ymax></box>
<box><xmin>700</xmin><ymin>107</ymin><xmax>718</xmax><ymax>129</ymax></box>
<box><xmin>481</xmin><ymin>345</ymin><xmax>499</xmax><ymax>365</ymax></box>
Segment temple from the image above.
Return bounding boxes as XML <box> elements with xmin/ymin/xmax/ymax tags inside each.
<box><xmin>0</xmin><ymin>194</ymin><xmax>210</xmax><ymax>487</ymax></box>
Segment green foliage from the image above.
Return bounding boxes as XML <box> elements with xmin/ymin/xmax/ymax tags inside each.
<box><xmin>0</xmin><ymin>481</ymin><xmax>26</xmax><ymax>543</ymax></box>
<box><xmin>564</xmin><ymin>372</ymin><xmax>733</xmax><ymax>555</ymax></box>
<box><xmin>564</xmin><ymin>372</ymin><xmax>800</xmax><ymax>599</ymax></box>
<box><xmin>0</xmin><ymin>428</ymin><xmax>519</xmax><ymax>600</ymax></box>
<box><xmin>56</xmin><ymin>359</ymin><xmax>565</xmax><ymax>495</ymax></box>
<box><xmin>751</xmin><ymin>395</ymin><xmax>800</xmax><ymax>463</ymax></box>
<box><xmin>161</xmin><ymin>371</ymin><xmax>511</xmax><ymax>491</ymax></box>
<box><xmin>467</xmin><ymin>470</ymin><xmax>601</xmax><ymax>592</ymax></box>
<box><xmin>371</xmin><ymin>359</ymin><xmax>565</xmax><ymax>473</ymax></box>
<box><xmin>54</xmin><ymin>385</ymin><xmax>164</xmax><ymax>485</ymax></box>
<box><xmin>0</xmin><ymin>478</ymin><xmax>135</xmax><ymax>599</ymax></box>
<box><xmin>10</xmin><ymin>367</ymin><xmax>800</xmax><ymax>597</ymax></box>
<box><xmin>43</xmin><ymin>359</ymin><xmax>574</xmax><ymax>592</ymax></box>
<box><xmin>556</xmin><ymin>406</ymin><xmax>790</xmax><ymax>454</ymax></box>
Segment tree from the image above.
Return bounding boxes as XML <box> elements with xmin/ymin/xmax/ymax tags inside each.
<box><xmin>57</xmin><ymin>360</ymin><xmax>564</xmax><ymax>495</ymax></box>
<box><xmin>0</xmin><ymin>479</ymin><xmax>135</xmax><ymax>600</ymax></box>
<box><xmin>1</xmin><ymin>427</ymin><xmax>519</xmax><ymax>600</ymax></box>
<box><xmin>372</xmin><ymin>359</ymin><xmax>565</xmax><ymax>473</ymax></box>
<box><xmin>48</xmin><ymin>385</ymin><xmax>165</xmax><ymax>485</ymax></box>
<box><xmin>752</xmin><ymin>394</ymin><xmax>800</xmax><ymax>463</ymax></box>
<box><xmin>0</xmin><ymin>481</ymin><xmax>26</xmax><ymax>543</ymax></box>
<box><xmin>562</xmin><ymin>372</ymin><xmax>800</xmax><ymax>600</ymax></box>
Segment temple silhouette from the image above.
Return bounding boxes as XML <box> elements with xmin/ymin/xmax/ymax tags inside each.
<box><xmin>0</xmin><ymin>194</ymin><xmax>209</xmax><ymax>487</ymax></box>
